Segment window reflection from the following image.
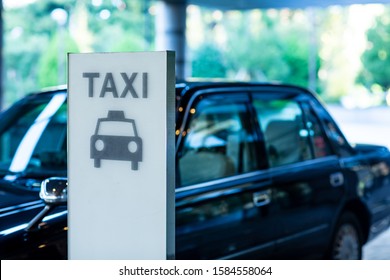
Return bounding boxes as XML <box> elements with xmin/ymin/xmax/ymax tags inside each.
<box><xmin>0</xmin><ymin>93</ymin><xmax>67</xmax><ymax>177</ymax></box>
<box><xmin>254</xmin><ymin>99</ymin><xmax>311</xmax><ymax>167</ymax></box>
<box><xmin>253</xmin><ymin>97</ymin><xmax>333</xmax><ymax>167</ymax></box>
<box><xmin>178</xmin><ymin>97</ymin><xmax>257</xmax><ymax>186</ymax></box>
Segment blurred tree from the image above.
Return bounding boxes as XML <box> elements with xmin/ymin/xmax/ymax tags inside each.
<box><xmin>86</xmin><ymin>0</ymin><xmax>152</xmax><ymax>52</ymax></box>
<box><xmin>4</xmin><ymin>1</ymin><xmax>374</xmax><ymax>107</ymax></box>
<box><xmin>3</xmin><ymin>0</ymin><xmax>154</xmax><ymax>107</ymax></box>
<box><xmin>358</xmin><ymin>8</ymin><xmax>390</xmax><ymax>91</ymax></box>
<box><xmin>280</xmin><ymin>16</ymin><xmax>321</xmax><ymax>90</ymax></box>
<box><xmin>317</xmin><ymin>6</ymin><xmax>380</xmax><ymax>102</ymax></box>
<box><xmin>224</xmin><ymin>10</ymin><xmax>290</xmax><ymax>82</ymax></box>
<box><xmin>38</xmin><ymin>32</ymin><xmax>79</xmax><ymax>88</ymax></box>
<box><xmin>189</xmin><ymin>9</ymin><xmax>321</xmax><ymax>91</ymax></box>
<box><xmin>192</xmin><ymin>43</ymin><xmax>227</xmax><ymax>78</ymax></box>
<box><xmin>4</xmin><ymin>33</ymin><xmax>50</xmax><ymax>105</ymax></box>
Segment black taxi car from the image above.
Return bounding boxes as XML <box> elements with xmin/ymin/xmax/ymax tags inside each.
<box><xmin>1</xmin><ymin>82</ymin><xmax>390</xmax><ymax>259</ymax></box>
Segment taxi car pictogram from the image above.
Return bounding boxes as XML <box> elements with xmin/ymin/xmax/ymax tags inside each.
<box><xmin>90</xmin><ymin>110</ymin><xmax>142</xmax><ymax>170</ymax></box>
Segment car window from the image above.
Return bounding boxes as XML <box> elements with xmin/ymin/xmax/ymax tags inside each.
<box><xmin>302</xmin><ymin>105</ymin><xmax>333</xmax><ymax>158</ymax></box>
<box><xmin>96</xmin><ymin>120</ymin><xmax>136</xmax><ymax>137</ymax></box>
<box><xmin>253</xmin><ymin>97</ymin><xmax>312</xmax><ymax>167</ymax></box>
<box><xmin>323</xmin><ymin>119</ymin><xmax>353</xmax><ymax>157</ymax></box>
<box><xmin>0</xmin><ymin>103</ymin><xmax>47</xmax><ymax>165</ymax></box>
<box><xmin>178</xmin><ymin>95</ymin><xmax>258</xmax><ymax>186</ymax></box>
<box><xmin>0</xmin><ymin>93</ymin><xmax>67</xmax><ymax>175</ymax></box>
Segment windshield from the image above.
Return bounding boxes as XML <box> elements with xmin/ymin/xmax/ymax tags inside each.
<box><xmin>96</xmin><ymin>120</ymin><xmax>137</xmax><ymax>137</ymax></box>
<box><xmin>0</xmin><ymin>92</ymin><xmax>67</xmax><ymax>178</ymax></box>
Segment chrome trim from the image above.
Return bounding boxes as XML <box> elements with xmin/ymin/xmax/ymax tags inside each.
<box><xmin>42</xmin><ymin>210</ymin><xmax>68</xmax><ymax>222</ymax></box>
<box><xmin>330</xmin><ymin>172</ymin><xmax>344</xmax><ymax>187</ymax></box>
<box><xmin>253</xmin><ymin>190</ymin><xmax>272</xmax><ymax>207</ymax></box>
<box><xmin>268</xmin><ymin>155</ymin><xmax>339</xmax><ymax>173</ymax></box>
<box><xmin>40</xmin><ymin>177</ymin><xmax>68</xmax><ymax>204</ymax></box>
<box><xmin>0</xmin><ymin>223</ymin><xmax>29</xmax><ymax>236</ymax></box>
<box><xmin>275</xmin><ymin>224</ymin><xmax>329</xmax><ymax>245</ymax></box>
<box><xmin>0</xmin><ymin>203</ymin><xmax>44</xmax><ymax>218</ymax></box>
<box><xmin>217</xmin><ymin>224</ymin><xmax>329</xmax><ymax>259</ymax></box>
<box><xmin>0</xmin><ymin>200</ymin><xmax>43</xmax><ymax>214</ymax></box>
<box><xmin>0</xmin><ymin>210</ymin><xmax>68</xmax><ymax>236</ymax></box>
<box><xmin>176</xmin><ymin>170</ymin><xmax>269</xmax><ymax>193</ymax></box>
<box><xmin>218</xmin><ymin>241</ymin><xmax>274</xmax><ymax>260</ymax></box>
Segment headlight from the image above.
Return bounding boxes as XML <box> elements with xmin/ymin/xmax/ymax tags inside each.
<box><xmin>128</xmin><ymin>141</ymin><xmax>138</xmax><ymax>153</ymax></box>
<box><xmin>95</xmin><ymin>139</ymin><xmax>105</xmax><ymax>151</ymax></box>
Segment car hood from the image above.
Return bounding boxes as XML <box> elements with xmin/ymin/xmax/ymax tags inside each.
<box><xmin>0</xmin><ymin>179</ymin><xmax>42</xmax><ymax>214</ymax></box>
<box><xmin>0</xmin><ymin>180</ymin><xmax>45</xmax><ymax>234</ymax></box>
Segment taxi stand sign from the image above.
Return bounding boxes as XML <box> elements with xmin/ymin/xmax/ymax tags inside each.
<box><xmin>68</xmin><ymin>52</ymin><xmax>175</xmax><ymax>259</ymax></box>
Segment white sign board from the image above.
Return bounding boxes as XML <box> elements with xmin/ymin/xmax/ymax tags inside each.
<box><xmin>68</xmin><ymin>52</ymin><xmax>175</xmax><ymax>260</ymax></box>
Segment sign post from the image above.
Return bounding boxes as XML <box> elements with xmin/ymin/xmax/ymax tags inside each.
<box><xmin>68</xmin><ymin>52</ymin><xmax>175</xmax><ymax>259</ymax></box>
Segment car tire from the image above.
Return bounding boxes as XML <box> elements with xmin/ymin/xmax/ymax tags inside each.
<box><xmin>94</xmin><ymin>159</ymin><xmax>101</xmax><ymax>168</ymax></box>
<box><xmin>131</xmin><ymin>161</ymin><xmax>138</xmax><ymax>171</ymax></box>
<box><xmin>328</xmin><ymin>212</ymin><xmax>363</xmax><ymax>260</ymax></box>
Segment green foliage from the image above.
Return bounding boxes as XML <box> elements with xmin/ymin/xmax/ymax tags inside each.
<box><xmin>92</xmin><ymin>25</ymin><xmax>147</xmax><ymax>52</ymax></box>
<box><xmin>225</xmin><ymin>22</ymin><xmax>290</xmax><ymax>82</ymax></box>
<box><xmin>191</xmin><ymin>9</ymin><xmax>321</xmax><ymax>91</ymax></box>
<box><xmin>192</xmin><ymin>44</ymin><xmax>227</xmax><ymax>78</ymax></box>
<box><xmin>3</xmin><ymin>33</ymin><xmax>50</xmax><ymax>105</ymax></box>
<box><xmin>3</xmin><ymin>0</ymin><xmax>154</xmax><ymax>106</ymax></box>
<box><xmin>358</xmin><ymin>8</ymin><xmax>390</xmax><ymax>91</ymax></box>
<box><xmin>280</xmin><ymin>25</ymin><xmax>318</xmax><ymax>89</ymax></box>
<box><xmin>38</xmin><ymin>32</ymin><xmax>79</xmax><ymax>88</ymax></box>
<box><xmin>5</xmin><ymin>1</ymin><xmax>361</xmax><ymax>107</ymax></box>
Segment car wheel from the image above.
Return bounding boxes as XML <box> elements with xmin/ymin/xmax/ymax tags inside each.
<box><xmin>94</xmin><ymin>159</ymin><xmax>101</xmax><ymax>168</ymax></box>
<box><xmin>131</xmin><ymin>161</ymin><xmax>138</xmax><ymax>171</ymax></box>
<box><xmin>329</xmin><ymin>212</ymin><xmax>363</xmax><ymax>260</ymax></box>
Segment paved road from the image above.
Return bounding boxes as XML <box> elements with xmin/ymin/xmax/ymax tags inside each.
<box><xmin>328</xmin><ymin>105</ymin><xmax>390</xmax><ymax>260</ymax></box>
<box><xmin>327</xmin><ymin>105</ymin><xmax>390</xmax><ymax>149</ymax></box>
<box><xmin>363</xmin><ymin>228</ymin><xmax>390</xmax><ymax>260</ymax></box>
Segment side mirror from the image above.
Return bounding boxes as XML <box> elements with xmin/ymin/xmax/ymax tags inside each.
<box><xmin>40</xmin><ymin>177</ymin><xmax>68</xmax><ymax>205</ymax></box>
<box><xmin>26</xmin><ymin>177</ymin><xmax>68</xmax><ymax>231</ymax></box>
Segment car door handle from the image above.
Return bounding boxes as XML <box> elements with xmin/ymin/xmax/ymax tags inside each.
<box><xmin>253</xmin><ymin>190</ymin><xmax>271</xmax><ymax>207</ymax></box>
<box><xmin>330</xmin><ymin>172</ymin><xmax>344</xmax><ymax>187</ymax></box>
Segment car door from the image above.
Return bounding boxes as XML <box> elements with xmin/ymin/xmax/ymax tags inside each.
<box><xmin>175</xmin><ymin>90</ymin><xmax>278</xmax><ymax>259</ymax></box>
<box><xmin>252</xmin><ymin>90</ymin><xmax>345</xmax><ymax>258</ymax></box>
<box><xmin>318</xmin><ymin>103</ymin><xmax>390</xmax><ymax>242</ymax></box>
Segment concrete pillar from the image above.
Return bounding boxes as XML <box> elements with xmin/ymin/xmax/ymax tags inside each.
<box><xmin>155</xmin><ymin>1</ymin><xmax>187</xmax><ymax>80</ymax></box>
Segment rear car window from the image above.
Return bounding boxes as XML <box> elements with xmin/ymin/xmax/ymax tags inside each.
<box><xmin>178</xmin><ymin>95</ymin><xmax>258</xmax><ymax>186</ymax></box>
<box><xmin>253</xmin><ymin>95</ymin><xmax>333</xmax><ymax>168</ymax></box>
<box><xmin>254</xmin><ymin>98</ymin><xmax>311</xmax><ymax>167</ymax></box>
